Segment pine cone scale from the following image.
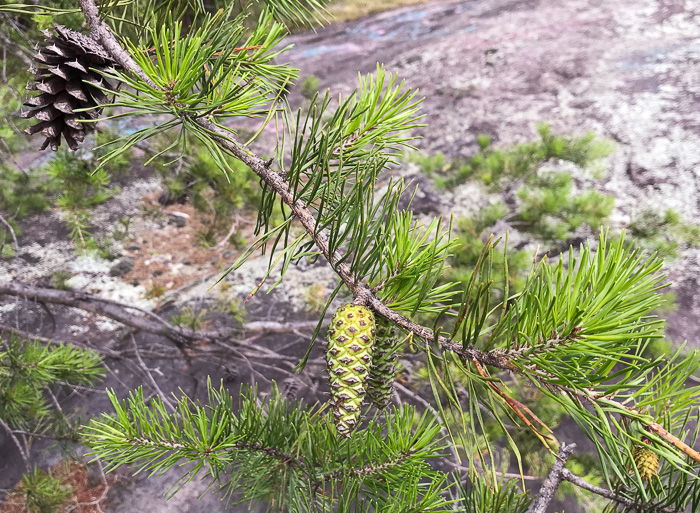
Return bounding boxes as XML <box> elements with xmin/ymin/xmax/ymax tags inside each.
<box><xmin>35</xmin><ymin>77</ymin><xmax>65</xmax><ymax>95</ymax></box>
<box><xmin>33</xmin><ymin>106</ymin><xmax>62</xmax><ymax>122</ymax></box>
<box><xmin>41</xmin><ymin>123</ymin><xmax>61</xmax><ymax>139</ymax></box>
<box><xmin>65</xmin><ymin>60</ymin><xmax>88</xmax><ymax>73</ymax></box>
<box><xmin>47</xmin><ymin>65</ymin><xmax>76</xmax><ymax>81</ymax></box>
<box><xmin>66</xmin><ymin>83</ymin><xmax>88</xmax><ymax>101</ymax></box>
<box><xmin>35</xmin><ymin>51</ymin><xmax>64</xmax><ymax>65</ymax></box>
<box><xmin>24</xmin><ymin>94</ymin><xmax>54</xmax><ymax>107</ymax></box>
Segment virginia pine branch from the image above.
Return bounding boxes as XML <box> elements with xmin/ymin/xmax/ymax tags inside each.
<box><xmin>73</xmin><ymin>0</ymin><xmax>508</xmax><ymax>370</ymax></box>
<box><xmin>560</xmin><ymin>468</ymin><xmax>680</xmax><ymax>513</ymax></box>
<box><xmin>323</xmin><ymin>449</ymin><xmax>414</xmax><ymax>481</ymax></box>
<box><xmin>74</xmin><ymin>0</ymin><xmax>700</xmax><ymax>469</ymax></box>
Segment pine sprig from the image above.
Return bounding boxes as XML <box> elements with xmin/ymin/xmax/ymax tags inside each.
<box><xmin>0</xmin><ymin>335</ymin><xmax>104</xmax><ymax>387</ymax></box>
<box><xmin>96</xmin><ymin>9</ymin><xmax>295</xmax><ymax>170</ymax></box>
<box><xmin>84</xmin><ymin>381</ymin><xmax>454</xmax><ymax>511</ymax></box>
<box><xmin>488</xmin><ymin>232</ymin><xmax>666</xmax><ymax>386</ymax></box>
<box><xmin>0</xmin><ymin>333</ymin><xmax>104</xmax><ymax>431</ymax></box>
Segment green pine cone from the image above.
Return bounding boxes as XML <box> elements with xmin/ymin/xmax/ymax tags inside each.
<box><xmin>632</xmin><ymin>445</ymin><xmax>659</xmax><ymax>481</ymax></box>
<box><xmin>326</xmin><ymin>304</ymin><xmax>375</xmax><ymax>437</ymax></box>
<box><xmin>366</xmin><ymin>316</ymin><xmax>400</xmax><ymax>410</ymax></box>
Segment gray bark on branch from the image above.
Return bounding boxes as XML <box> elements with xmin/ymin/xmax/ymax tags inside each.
<box><xmin>561</xmin><ymin>469</ymin><xmax>681</xmax><ymax>513</ymax></box>
<box><xmin>526</xmin><ymin>442</ymin><xmax>575</xmax><ymax>513</ymax></box>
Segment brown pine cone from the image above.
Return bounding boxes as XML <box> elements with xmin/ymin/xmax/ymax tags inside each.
<box><xmin>22</xmin><ymin>24</ymin><xmax>119</xmax><ymax>151</ymax></box>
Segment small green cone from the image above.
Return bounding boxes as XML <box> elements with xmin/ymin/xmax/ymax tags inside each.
<box><xmin>326</xmin><ymin>304</ymin><xmax>375</xmax><ymax>437</ymax></box>
<box><xmin>632</xmin><ymin>444</ymin><xmax>659</xmax><ymax>481</ymax></box>
<box><xmin>366</xmin><ymin>316</ymin><xmax>400</xmax><ymax>410</ymax></box>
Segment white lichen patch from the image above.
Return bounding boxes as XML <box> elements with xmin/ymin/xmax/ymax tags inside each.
<box><xmin>67</xmin><ymin>271</ymin><xmax>154</xmax><ymax>308</ymax></box>
<box><xmin>67</xmin><ymin>254</ymin><xmax>113</xmax><ymax>276</ymax></box>
<box><xmin>68</xmin><ymin>322</ymin><xmax>90</xmax><ymax>336</ymax></box>
<box><xmin>448</xmin><ymin>180</ymin><xmax>493</xmax><ymax>220</ymax></box>
<box><xmin>0</xmin><ymin>176</ymin><xmax>167</xmax><ymax>331</ymax></box>
<box><xmin>0</xmin><ymin>302</ymin><xmax>18</xmax><ymax>315</ymax></box>
<box><xmin>89</xmin><ymin>177</ymin><xmax>163</xmax><ymax>229</ymax></box>
<box><xmin>94</xmin><ymin>316</ymin><xmax>123</xmax><ymax>333</ymax></box>
<box><xmin>0</xmin><ymin>238</ymin><xmax>74</xmax><ymax>282</ymax></box>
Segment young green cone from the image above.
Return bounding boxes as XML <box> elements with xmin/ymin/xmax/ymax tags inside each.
<box><xmin>326</xmin><ymin>304</ymin><xmax>375</xmax><ymax>437</ymax></box>
<box><xmin>366</xmin><ymin>316</ymin><xmax>400</xmax><ymax>410</ymax></box>
<box><xmin>632</xmin><ymin>443</ymin><xmax>659</xmax><ymax>481</ymax></box>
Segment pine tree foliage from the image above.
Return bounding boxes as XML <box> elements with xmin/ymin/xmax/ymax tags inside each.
<box><xmin>2</xmin><ymin>0</ymin><xmax>700</xmax><ymax>511</ymax></box>
<box><xmin>422</xmin><ymin>235</ymin><xmax>700</xmax><ymax>507</ymax></box>
<box><xmin>453</xmin><ymin>477</ymin><xmax>532</xmax><ymax>513</ymax></box>
<box><xmin>15</xmin><ymin>466</ymin><xmax>74</xmax><ymax>513</ymax></box>
<box><xmin>84</xmin><ymin>382</ymin><xmax>454</xmax><ymax>512</ymax></box>
<box><xmin>0</xmin><ymin>333</ymin><xmax>104</xmax><ymax>433</ymax></box>
<box><xmin>96</xmin><ymin>6</ymin><xmax>297</xmax><ymax>171</ymax></box>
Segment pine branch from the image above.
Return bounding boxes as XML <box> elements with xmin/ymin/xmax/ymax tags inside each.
<box><xmin>503</xmin><ymin>327</ymin><xmax>583</xmax><ymax>359</ymax></box>
<box><xmin>73</xmin><ymin>0</ymin><xmax>506</xmax><ymax>372</ymax></box>
<box><xmin>72</xmin><ymin>0</ymin><xmax>700</xmax><ymax>496</ymax></box>
<box><xmin>526</xmin><ymin>442</ymin><xmax>575</xmax><ymax>513</ymax></box>
<box><xmin>73</xmin><ymin>0</ymin><xmax>700</xmax><ymax>472</ymax></box>
<box><xmin>233</xmin><ymin>440</ymin><xmax>302</xmax><ymax>468</ymax></box>
<box><xmin>521</xmin><ymin>364</ymin><xmax>700</xmax><ymax>466</ymax></box>
<box><xmin>85</xmin><ymin>384</ymin><xmax>451</xmax><ymax>509</ymax></box>
<box><xmin>560</xmin><ymin>469</ymin><xmax>681</xmax><ymax>513</ymax></box>
<box><xmin>528</xmin><ymin>444</ymin><xmax>683</xmax><ymax>513</ymax></box>
<box><xmin>0</xmin><ymin>281</ymin><xmax>197</xmax><ymax>346</ymax></box>
<box><xmin>324</xmin><ymin>449</ymin><xmax>414</xmax><ymax>480</ymax></box>
<box><xmin>129</xmin><ymin>333</ymin><xmax>176</xmax><ymax>413</ymax></box>
<box><xmin>122</xmin><ymin>434</ymin><xmax>187</xmax><ymax>450</ymax></box>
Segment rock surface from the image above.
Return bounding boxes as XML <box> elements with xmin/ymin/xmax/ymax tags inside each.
<box><xmin>109</xmin><ymin>257</ymin><xmax>135</xmax><ymax>277</ymax></box>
